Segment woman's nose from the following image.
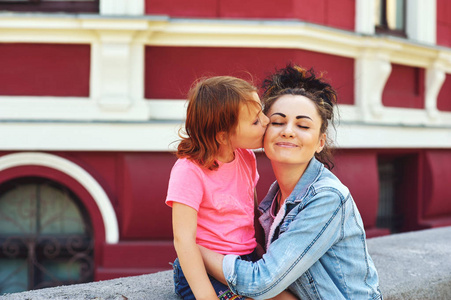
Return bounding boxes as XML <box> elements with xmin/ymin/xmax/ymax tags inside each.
<box><xmin>282</xmin><ymin>124</ymin><xmax>294</xmax><ymax>137</ymax></box>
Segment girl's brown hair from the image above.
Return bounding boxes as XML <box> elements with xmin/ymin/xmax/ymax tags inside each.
<box><xmin>177</xmin><ymin>76</ymin><xmax>257</xmax><ymax>170</ymax></box>
<box><xmin>262</xmin><ymin>64</ymin><xmax>337</xmax><ymax>169</ymax></box>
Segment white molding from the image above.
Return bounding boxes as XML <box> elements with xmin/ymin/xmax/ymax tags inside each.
<box><xmin>0</xmin><ymin>122</ymin><xmax>182</xmax><ymax>151</ymax></box>
<box><xmin>145</xmin><ymin>20</ymin><xmax>362</xmax><ymax>59</ymax></box>
<box><xmin>335</xmin><ymin>123</ymin><xmax>451</xmax><ymax>149</ymax></box>
<box><xmin>0</xmin><ymin>152</ymin><xmax>119</xmax><ymax>244</ymax></box>
<box><xmin>147</xmin><ymin>100</ymin><xmax>187</xmax><ymax>120</ymax></box>
<box><xmin>338</xmin><ymin>104</ymin><xmax>451</xmax><ymax>127</ymax></box>
<box><xmin>0</xmin><ymin>97</ymin><xmax>149</xmax><ymax>121</ymax></box>
<box><xmin>0</xmin><ymin>119</ymin><xmax>450</xmax><ymax>151</ymax></box>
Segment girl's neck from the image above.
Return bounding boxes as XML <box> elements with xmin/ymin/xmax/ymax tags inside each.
<box><xmin>217</xmin><ymin>146</ymin><xmax>235</xmax><ymax>163</ymax></box>
<box><xmin>272</xmin><ymin>162</ymin><xmax>307</xmax><ymax>204</ymax></box>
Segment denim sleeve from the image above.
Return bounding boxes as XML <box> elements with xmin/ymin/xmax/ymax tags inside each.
<box><xmin>223</xmin><ymin>189</ymin><xmax>345</xmax><ymax>299</ymax></box>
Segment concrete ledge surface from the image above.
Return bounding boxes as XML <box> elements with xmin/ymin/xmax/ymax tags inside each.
<box><xmin>1</xmin><ymin>226</ymin><xmax>450</xmax><ymax>300</ymax></box>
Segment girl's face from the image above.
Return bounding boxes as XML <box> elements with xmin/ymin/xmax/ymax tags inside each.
<box><xmin>229</xmin><ymin>92</ymin><xmax>270</xmax><ymax>150</ymax></box>
<box><xmin>263</xmin><ymin>94</ymin><xmax>326</xmax><ymax>167</ymax></box>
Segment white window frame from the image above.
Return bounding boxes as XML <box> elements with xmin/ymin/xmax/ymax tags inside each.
<box><xmin>356</xmin><ymin>0</ymin><xmax>436</xmax><ymax>45</ymax></box>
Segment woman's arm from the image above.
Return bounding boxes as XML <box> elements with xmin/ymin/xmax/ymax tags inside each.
<box><xmin>172</xmin><ymin>203</ymin><xmax>217</xmax><ymax>300</ymax></box>
<box><xmin>253</xmin><ymin>189</ymin><xmax>266</xmax><ymax>258</ymax></box>
<box><xmin>198</xmin><ymin>246</ymin><xmax>298</xmax><ymax>299</ymax></box>
<box><xmin>198</xmin><ymin>244</ymin><xmax>227</xmax><ymax>284</ymax></box>
<box><xmin>214</xmin><ymin>191</ymin><xmax>344</xmax><ymax>299</ymax></box>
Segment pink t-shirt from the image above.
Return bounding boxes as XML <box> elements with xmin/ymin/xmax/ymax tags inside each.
<box><xmin>166</xmin><ymin>148</ymin><xmax>259</xmax><ymax>255</ymax></box>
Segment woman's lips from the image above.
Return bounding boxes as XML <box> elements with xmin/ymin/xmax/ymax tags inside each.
<box><xmin>275</xmin><ymin>142</ymin><xmax>298</xmax><ymax>148</ymax></box>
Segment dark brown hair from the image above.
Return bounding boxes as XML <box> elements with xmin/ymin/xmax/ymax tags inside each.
<box><xmin>177</xmin><ymin>76</ymin><xmax>257</xmax><ymax>170</ymax></box>
<box><xmin>262</xmin><ymin>64</ymin><xmax>337</xmax><ymax>169</ymax></box>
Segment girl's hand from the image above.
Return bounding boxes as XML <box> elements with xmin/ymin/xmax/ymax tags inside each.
<box><xmin>268</xmin><ymin>290</ymin><xmax>299</xmax><ymax>299</ymax></box>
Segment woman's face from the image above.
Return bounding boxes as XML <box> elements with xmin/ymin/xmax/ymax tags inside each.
<box><xmin>263</xmin><ymin>94</ymin><xmax>326</xmax><ymax>166</ymax></box>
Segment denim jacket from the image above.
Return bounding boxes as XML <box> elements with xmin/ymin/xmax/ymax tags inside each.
<box><xmin>223</xmin><ymin>158</ymin><xmax>382</xmax><ymax>300</ymax></box>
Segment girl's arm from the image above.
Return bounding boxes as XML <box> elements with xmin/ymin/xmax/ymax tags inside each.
<box><xmin>173</xmin><ymin>202</ymin><xmax>218</xmax><ymax>300</ymax></box>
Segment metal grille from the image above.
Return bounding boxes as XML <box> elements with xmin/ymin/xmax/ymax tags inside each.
<box><xmin>376</xmin><ymin>161</ymin><xmax>403</xmax><ymax>233</ymax></box>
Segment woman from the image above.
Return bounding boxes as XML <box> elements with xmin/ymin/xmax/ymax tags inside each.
<box><xmin>199</xmin><ymin>65</ymin><xmax>382</xmax><ymax>300</ymax></box>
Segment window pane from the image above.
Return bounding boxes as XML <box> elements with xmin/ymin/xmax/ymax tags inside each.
<box><xmin>0</xmin><ymin>259</ymin><xmax>28</xmax><ymax>294</ymax></box>
<box><xmin>41</xmin><ymin>259</ymin><xmax>81</xmax><ymax>282</ymax></box>
<box><xmin>39</xmin><ymin>184</ymin><xmax>85</xmax><ymax>235</ymax></box>
<box><xmin>374</xmin><ymin>0</ymin><xmax>383</xmax><ymax>27</ymax></box>
<box><xmin>0</xmin><ymin>184</ymin><xmax>37</xmax><ymax>235</ymax></box>
<box><xmin>0</xmin><ymin>183</ymin><xmax>85</xmax><ymax>235</ymax></box>
<box><xmin>375</xmin><ymin>0</ymin><xmax>405</xmax><ymax>34</ymax></box>
<box><xmin>386</xmin><ymin>0</ymin><xmax>405</xmax><ymax>30</ymax></box>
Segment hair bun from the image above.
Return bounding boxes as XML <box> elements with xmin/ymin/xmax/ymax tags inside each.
<box><xmin>262</xmin><ymin>63</ymin><xmax>337</xmax><ymax>107</ymax></box>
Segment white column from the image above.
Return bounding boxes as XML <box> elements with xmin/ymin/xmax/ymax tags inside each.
<box><xmin>406</xmin><ymin>0</ymin><xmax>436</xmax><ymax>45</ymax></box>
<box><xmin>355</xmin><ymin>50</ymin><xmax>392</xmax><ymax>121</ymax></box>
<box><xmin>91</xmin><ymin>32</ymin><xmax>133</xmax><ymax>111</ymax></box>
<box><xmin>355</xmin><ymin>0</ymin><xmax>376</xmax><ymax>35</ymax></box>
<box><xmin>425</xmin><ymin>64</ymin><xmax>446</xmax><ymax>120</ymax></box>
<box><xmin>100</xmin><ymin>0</ymin><xmax>145</xmax><ymax>16</ymax></box>
<box><xmin>90</xmin><ymin>30</ymin><xmax>147</xmax><ymax>118</ymax></box>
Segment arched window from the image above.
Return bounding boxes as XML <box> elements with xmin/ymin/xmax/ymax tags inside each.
<box><xmin>0</xmin><ymin>177</ymin><xmax>94</xmax><ymax>294</ymax></box>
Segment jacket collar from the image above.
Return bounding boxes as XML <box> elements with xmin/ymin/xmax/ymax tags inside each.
<box><xmin>259</xmin><ymin>158</ymin><xmax>324</xmax><ymax>213</ymax></box>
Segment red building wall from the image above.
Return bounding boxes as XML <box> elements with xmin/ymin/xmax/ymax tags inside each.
<box><xmin>437</xmin><ymin>0</ymin><xmax>451</xmax><ymax>47</ymax></box>
<box><xmin>438</xmin><ymin>73</ymin><xmax>451</xmax><ymax>112</ymax></box>
<box><xmin>382</xmin><ymin>64</ymin><xmax>425</xmax><ymax>109</ymax></box>
<box><xmin>145</xmin><ymin>46</ymin><xmax>355</xmax><ymax>104</ymax></box>
<box><xmin>0</xmin><ymin>43</ymin><xmax>90</xmax><ymax>97</ymax></box>
<box><xmin>145</xmin><ymin>0</ymin><xmax>355</xmax><ymax>31</ymax></box>
<box><xmin>422</xmin><ymin>150</ymin><xmax>451</xmax><ymax>226</ymax></box>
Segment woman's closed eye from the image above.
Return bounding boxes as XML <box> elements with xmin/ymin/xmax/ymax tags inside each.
<box><xmin>271</xmin><ymin>122</ymin><xmax>309</xmax><ymax>129</ymax></box>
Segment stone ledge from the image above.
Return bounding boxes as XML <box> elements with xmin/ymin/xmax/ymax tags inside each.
<box><xmin>1</xmin><ymin>226</ymin><xmax>450</xmax><ymax>300</ymax></box>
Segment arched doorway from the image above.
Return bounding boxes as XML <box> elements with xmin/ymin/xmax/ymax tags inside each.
<box><xmin>0</xmin><ymin>177</ymin><xmax>94</xmax><ymax>294</ymax></box>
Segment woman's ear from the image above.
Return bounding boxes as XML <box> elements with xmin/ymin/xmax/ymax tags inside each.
<box><xmin>316</xmin><ymin>133</ymin><xmax>326</xmax><ymax>153</ymax></box>
<box><xmin>216</xmin><ymin>131</ymin><xmax>229</xmax><ymax>145</ymax></box>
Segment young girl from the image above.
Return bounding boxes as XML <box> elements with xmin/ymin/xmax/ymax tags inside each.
<box><xmin>165</xmin><ymin>76</ymin><xmax>269</xmax><ymax>300</ymax></box>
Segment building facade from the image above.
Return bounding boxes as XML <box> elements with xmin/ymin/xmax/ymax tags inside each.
<box><xmin>0</xmin><ymin>0</ymin><xmax>450</xmax><ymax>294</ymax></box>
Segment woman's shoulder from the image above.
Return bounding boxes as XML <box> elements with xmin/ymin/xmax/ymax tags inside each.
<box><xmin>311</xmin><ymin>168</ymin><xmax>351</xmax><ymax>200</ymax></box>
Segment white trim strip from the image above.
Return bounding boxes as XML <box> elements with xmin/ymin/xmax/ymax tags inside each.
<box><xmin>0</xmin><ymin>121</ymin><xmax>450</xmax><ymax>150</ymax></box>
